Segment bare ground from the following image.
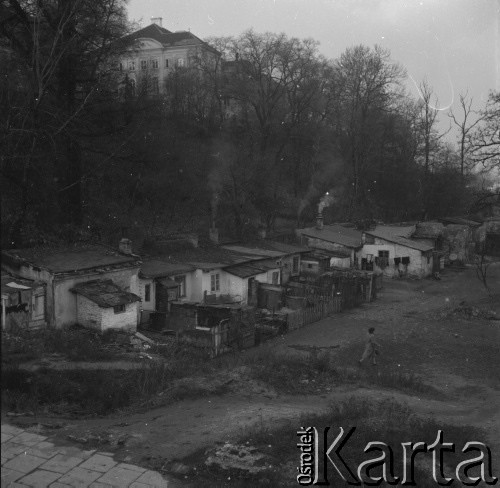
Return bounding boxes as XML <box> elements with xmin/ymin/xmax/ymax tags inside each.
<box><xmin>4</xmin><ymin>264</ymin><xmax>500</xmax><ymax>484</ymax></box>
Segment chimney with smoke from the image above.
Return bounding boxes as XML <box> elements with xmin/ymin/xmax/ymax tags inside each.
<box><xmin>316</xmin><ymin>191</ymin><xmax>335</xmax><ymax>230</ymax></box>
<box><xmin>151</xmin><ymin>17</ymin><xmax>163</xmax><ymax>26</ymax></box>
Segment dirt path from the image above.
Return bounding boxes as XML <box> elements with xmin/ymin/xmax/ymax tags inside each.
<box><xmin>7</xmin><ymin>265</ymin><xmax>500</xmax><ymax>479</ymax></box>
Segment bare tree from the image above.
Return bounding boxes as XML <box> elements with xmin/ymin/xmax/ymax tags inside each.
<box><xmin>448</xmin><ymin>90</ymin><xmax>481</xmax><ymax>177</ymax></box>
<box><xmin>470</xmin><ymin>91</ymin><xmax>500</xmax><ymax>172</ymax></box>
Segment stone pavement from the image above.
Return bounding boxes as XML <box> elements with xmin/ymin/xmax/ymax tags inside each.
<box><xmin>1</xmin><ymin>424</ymin><xmax>171</xmax><ymax>487</ymax></box>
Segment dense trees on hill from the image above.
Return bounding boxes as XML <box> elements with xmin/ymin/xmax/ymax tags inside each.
<box><xmin>1</xmin><ymin>8</ymin><xmax>498</xmax><ymax>247</ymax></box>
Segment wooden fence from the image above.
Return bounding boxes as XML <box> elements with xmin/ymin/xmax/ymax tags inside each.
<box><xmin>286</xmin><ymin>296</ymin><xmax>342</xmax><ymax>331</ymax></box>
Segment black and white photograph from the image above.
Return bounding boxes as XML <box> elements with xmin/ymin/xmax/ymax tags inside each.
<box><xmin>1</xmin><ymin>0</ymin><xmax>499</xmax><ymax>486</ymax></box>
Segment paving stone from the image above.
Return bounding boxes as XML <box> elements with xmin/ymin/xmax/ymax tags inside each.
<box><xmin>17</xmin><ymin>469</ymin><xmax>62</xmax><ymax>487</ymax></box>
<box><xmin>2</xmin><ymin>442</ymin><xmax>28</xmax><ymax>460</ymax></box>
<box><xmin>129</xmin><ymin>483</ymin><xmax>154</xmax><ymax>488</ymax></box>
<box><xmin>40</xmin><ymin>454</ymin><xmax>83</xmax><ymax>474</ymax></box>
<box><xmin>9</xmin><ymin>433</ymin><xmax>47</xmax><ymax>447</ymax></box>
<box><xmin>79</xmin><ymin>454</ymin><xmax>116</xmax><ymax>473</ymax></box>
<box><xmin>4</xmin><ymin>482</ymin><xmax>30</xmax><ymax>488</ymax></box>
<box><xmin>2</xmin><ymin>457</ymin><xmax>8</xmax><ymax>465</ymax></box>
<box><xmin>1</xmin><ymin>425</ymin><xmax>25</xmax><ymax>437</ymax></box>
<box><xmin>25</xmin><ymin>442</ymin><xmax>60</xmax><ymax>460</ymax></box>
<box><xmin>48</xmin><ymin>483</ymin><xmax>72</xmax><ymax>488</ymax></box>
<box><xmin>56</xmin><ymin>467</ymin><xmax>102</xmax><ymax>488</ymax></box>
<box><xmin>0</xmin><ymin>467</ymin><xmax>25</xmax><ymax>485</ymax></box>
<box><xmin>1</xmin><ymin>433</ymin><xmax>14</xmax><ymax>443</ymax></box>
<box><xmin>3</xmin><ymin>454</ymin><xmax>47</xmax><ymax>474</ymax></box>
<box><xmin>52</xmin><ymin>447</ymin><xmax>94</xmax><ymax>460</ymax></box>
<box><xmin>96</xmin><ymin>466</ymin><xmax>142</xmax><ymax>486</ymax></box>
<box><xmin>88</xmin><ymin>483</ymin><xmax>115</xmax><ymax>488</ymax></box>
<box><xmin>134</xmin><ymin>470</ymin><xmax>169</xmax><ymax>487</ymax></box>
<box><xmin>115</xmin><ymin>463</ymin><xmax>146</xmax><ymax>473</ymax></box>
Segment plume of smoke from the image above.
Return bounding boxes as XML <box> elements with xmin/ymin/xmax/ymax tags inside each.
<box><xmin>318</xmin><ymin>191</ymin><xmax>336</xmax><ymax>214</ymax></box>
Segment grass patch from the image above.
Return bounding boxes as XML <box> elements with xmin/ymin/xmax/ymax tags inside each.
<box><xmin>234</xmin><ymin>347</ymin><xmax>440</xmax><ymax>397</ymax></box>
<box><xmin>180</xmin><ymin>397</ymin><xmax>486</xmax><ymax>487</ymax></box>
<box><xmin>1</xmin><ymin>327</ymin><xmax>118</xmax><ymax>363</ymax></box>
<box><xmin>1</xmin><ymin>360</ymin><xmax>217</xmax><ymax>417</ymax></box>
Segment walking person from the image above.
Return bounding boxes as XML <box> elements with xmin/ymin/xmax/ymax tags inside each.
<box><xmin>359</xmin><ymin>327</ymin><xmax>381</xmax><ymax>366</ymax></box>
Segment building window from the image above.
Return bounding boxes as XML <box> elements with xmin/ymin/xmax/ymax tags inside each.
<box><xmin>114</xmin><ymin>304</ymin><xmax>126</xmax><ymax>314</ymax></box>
<box><xmin>292</xmin><ymin>256</ymin><xmax>299</xmax><ymax>274</ymax></box>
<box><xmin>174</xmin><ymin>275</ymin><xmax>186</xmax><ymax>297</ymax></box>
<box><xmin>152</xmin><ymin>76</ymin><xmax>159</xmax><ymax>94</ymax></box>
<box><xmin>151</xmin><ymin>58</ymin><xmax>159</xmax><ymax>69</ymax></box>
<box><xmin>165</xmin><ymin>58</ymin><xmax>169</xmax><ymax>68</ymax></box>
<box><xmin>119</xmin><ymin>62</ymin><xmax>124</xmax><ymax>71</ymax></box>
<box><xmin>177</xmin><ymin>58</ymin><xmax>185</xmax><ymax>67</ymax></box>
<box><xmin>141</xmin><ymin>59</ymin><xmax>147</xmax><ymax>70</ymax></box>
<box><xmin>210</xmin><ymin>273</ymin><xmax>220</xmax><ymax>292</ymax></box>
<box><xmin>307</xmin><ymin>263</ymin><xmax>313</xmax><ymax>269</ymax></box>
<box><xmin>128</xmin><ymin>60</ymin><xmax>135</xmax><ymax>71</ymax></box>
<box><xmin>378</xmin><ymin>250</ymin><xmax>389</xmax><ymax>269</ymax></box>
<box><xmin>145</xmin><ymin>284</ymin><xmax>151</xmax><ymax>302</ymax></box>
<box><xmin>271</xmin><ymin>271</ymin><xmax>279</xmax><ymax>285</ymax></box>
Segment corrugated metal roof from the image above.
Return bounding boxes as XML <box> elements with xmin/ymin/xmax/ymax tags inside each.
<box><xmin>297</xmin><ymin>224</ymin><xmax>363</xmax><ymax>248</ymax></box>
<box><xmin>71</xmin><ymin>280</ymin><xmax>141</xmax><ymax>308</ymax></box>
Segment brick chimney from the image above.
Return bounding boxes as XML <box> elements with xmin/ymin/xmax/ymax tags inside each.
<box><xmin>151</xmin><ymin>17</ymin><xmax>163</xmax><ymax>27</ymax></box>
<box><xmin>316</xmin><ymin>214</ymin><xmax>324</xmax><ymax>230</ymax></box>
<box><xmin>119</xmin><ymin>238</ymin><xmax>133</xmax><ymax>255</ymax></box>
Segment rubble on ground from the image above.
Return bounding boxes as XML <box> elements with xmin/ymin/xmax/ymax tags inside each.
<box><xmin>205</xmin><ymin>442</ymin><xmax>267</xmax><ymax>474</ymax></box>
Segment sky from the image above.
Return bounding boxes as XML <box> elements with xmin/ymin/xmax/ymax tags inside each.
<box><xmin>127</xmin><ymin>0</ymin><xmax>499</xmax><ymax>138</ymax></box>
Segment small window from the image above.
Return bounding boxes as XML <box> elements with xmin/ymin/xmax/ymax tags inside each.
<box><xmin>378</xmin><ymin>250</ymin><xmax>389</xmax><ymax>259</ymax></box>
<box><xmin>141</xmin><ymin>59</ymin><xmax>147</xmax><ymax>70</ymax></box>
<box><xmin>177</xmin><ymin>58</ymin><xmax>185</xmax><ymax>67</ymax></box>
<box><xmin>114</xmin><ymin>304</ymin><xmax>126</xmax><ymax>314</ymax></box>
<box><xmin>151</xmin><ymin>58</ymin><xmax>159</xmax><ymax>69</ymax></box>
<box><xmin>174</xmin><ymin>275</ymin><xmax>186</xmax><ymax>297</ymax></box>
<box><xmin>145</xmin><ymin>284</ymin><xmax>151</xmax><ymax>302</ymax></box>
<box><xmin>271</xmin><ymin>271</ymin><xmax>279</xmax><ymax>285</ymax></box>
<box><xmin>210</xmin><ymin>273</ymin><xmax>220</xmax><ymax>292</ymax></box>
<box><xmin>307</xmin><ymin>263</ymin><xmax>313</xmax><ymax>269</ymax></box>
<box><xmin>128</xmin><ymin>60</ymin><xmax>135</xmax><ymax>71</ymax></box>
<box><xmin>119</xmin><ymin>62</ymin><xmax>124</xmax><ymax>71</ymax></box>
<box><xmin>165</xmin><ymin>58</ymin><xmax>169</xmax><ymax>68</ymax></box>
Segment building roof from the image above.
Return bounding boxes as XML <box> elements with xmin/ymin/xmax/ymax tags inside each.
<box><xmin>140</xmin><ymin>260</ymin><xmax>195</xmax><ymax>279</ymax></box>
<box><xmin>224</xmin><ymin>240</ymin><xmax>310</xmax><ymax>256</ymax></box>
<box><xmin>365</xmin><ymin>228</ymin><xmax>433</xmax><ymax>252</ymax></box>
<box><xmin>2</xmin><ymin>245</ymin><xmax>140</xmax><ymax>274</ymax></box>
<box><xmin>71</xmin><ymin>280</ymin><xmax>141</xmax><ymax>308</ymax></box>
<box><xmin>224</xmin><ymin>262</ymin><xmax>278</xmax><ymax>279</ymax></box>
<box><xmin>123</xmin><ymin>23</ymin><xmax>220</xmax><ymax>55</ymax></box>
<box><xmin>438</xmin><ymin>217</ymin><xmax>482</xmax><ymax>227</ymax></box>
<box><xmin>366</xmin><ymin>225</ymin><xmax>415</xmax><ymax>241</ymax></box>
<box><xmin>222</xmin><ymin>245</ymin><xmax>284</xmax><ymax>259</ymax></box>
<box><xmin>297</xmin><ymin>224</ymin><xmax>363</xmax><ymax>249</ymax></box>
